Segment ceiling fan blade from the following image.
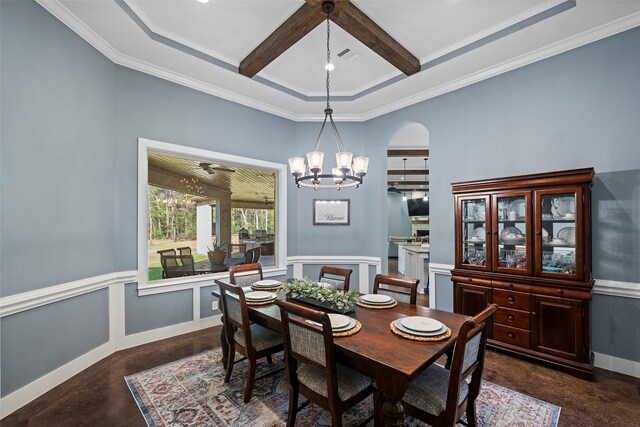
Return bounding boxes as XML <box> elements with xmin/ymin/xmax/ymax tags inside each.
<box><xmin>330</xmin><ymin>3</ymin><xmax>420</xmax><ymax>76</ymax></box>
<box><xmin>210</xmin><ymin>166</ymin><xmax>236</xmax><ymax>173</ymax></box>
<box><xmin>239</xmin><ymin>3</ymin><xmax>327</xmax><ymax>78</ymax></box>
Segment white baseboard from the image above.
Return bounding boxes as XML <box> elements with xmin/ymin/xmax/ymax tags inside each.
<box><xmin>594</xmin><ymin>352</ymin><xmax>640</xmax><ymax>379</ymax></box>
<box><xmin>0</xmin><ymin>342</ymin><xmax>113</xmax><ymax>418</ymax></box>
<box><xmin>0</xmin><ymin>312</ymin><xmax>220</xmax><ymax>419</ymax></box>
<box><xmin>117</xmin><ymin>316</ymin><xmax>220</xmax><ymax>350</ymax></box>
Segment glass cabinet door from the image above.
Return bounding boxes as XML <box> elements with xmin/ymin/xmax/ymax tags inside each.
<box><xmin>535</xmin><ymin>187</ymin><xmax>584</xmax><ymax>280</ymax></box>
<box><xmin>457</xmin><ymin>195</ymin><xmax>491</xmax><ymax>271</ymax></box>
<box><xmin>492</xmin><ymin>192</ymin><xmax>532</xmax><ymax>275</ymax></box>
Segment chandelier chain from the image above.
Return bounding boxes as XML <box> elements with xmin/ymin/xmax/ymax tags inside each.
<box><xmin>326</xmin><ymin>16</ymin><xmax>331</xmax><ymax>110</ymax></box>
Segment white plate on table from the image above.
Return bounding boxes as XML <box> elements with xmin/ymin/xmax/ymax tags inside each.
<box><xmin>328</xmin><ymin>314</ymin><xmax>351</xmax><ymax>329</ymax></box>
<box><xmin>400</xmin><ymin>316</ymin><xmax>443</xmax><ymax>333</ymax></box>
<box><xmin>361</xmin><ymin>294</ymin><xmax>392</xmax><ymax>304</ymax></box>
<box><xmin>245</xmin><ymin>291</ymin><xmax>276</xmax><ymax>301</ymax></box>
<box><xmin>252</xmin><ymin>279</ymin><xmax>280</xmax><ymax>287</ymax></box>
<box><xmin>393</xmin><ymin>319</ymin><xmax>447</xmax><ymax>337</ymax></box>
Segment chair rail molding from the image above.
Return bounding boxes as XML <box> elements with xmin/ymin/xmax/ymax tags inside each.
<box><xmin>593</xmin><ymin>279</ymin><xmax>640</xmax><ymax>299</ymax></box>
<box><xmin>0</xmin><ymin>271</ymin><xmax>137</xmax><ymax>317</ymax></box>
<box><xmin>287</xmin><ymin>255</ymin><xmax>382</xmax><ymax>294</ymax></box>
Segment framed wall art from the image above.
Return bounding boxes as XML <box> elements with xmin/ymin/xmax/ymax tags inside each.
<box><xmin>313</xmin><ymin>199</ymin><xmax>350</xmax><ymax>225</ymax></box>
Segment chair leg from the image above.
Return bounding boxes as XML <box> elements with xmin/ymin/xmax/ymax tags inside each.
<box><xmin>466</xmin><ymin>401</ymin><xmax>478</xmax><ymax>427</ymax></box>
<box><xmin>266</xmin><ymin>354</ymin><xmax>273</xmax><ymax>364</ymax></box>
<box><xmin>373</xmin><ymin>391</ymin><xmax>383</xmax><ymax>427</ymax></box>
<box><xmin>287</xmin><ymin>385</ymin><xmax>299</xmax><ymax>427</ymax></box>
<box><xmin>331</xmin><ymin>410</ymin><xmax>342</xmax><ymax>427</ymax></box>
<box><xmin>244</xmin><ymin>358</ymin><xmax>256</xmax><ymax>403</ymax></box>
<box><xmin>224</xmin><ymin>343</ymin><xmax>236</xmax><ymax>383</ymax></box>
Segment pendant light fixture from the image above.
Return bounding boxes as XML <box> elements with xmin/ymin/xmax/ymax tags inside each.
<box><xmin>423</xmin><ymin>158</ymin><xmax>428</xmax><ymax>201</ymax></box>
<box><xmin>288</xmin><ymin>1</ymin><xmax>369</xmax><ymax>190</ymax></box>
<box><xmin>401</xmin><ymin>158</ymin><xmax>408</xmax><ymax>201</ymax></box>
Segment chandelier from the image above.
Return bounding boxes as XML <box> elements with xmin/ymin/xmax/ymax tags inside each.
<box><xmin>288</xmin><ymin>1</ymin><xmax>369</xmax><ymax>190</ymax></box>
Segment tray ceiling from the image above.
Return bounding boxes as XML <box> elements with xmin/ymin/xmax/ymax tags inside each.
<box><xmin>39</xmin><ymin>0</ymin><xmax>640</xmax><ymax>121</ymax></box>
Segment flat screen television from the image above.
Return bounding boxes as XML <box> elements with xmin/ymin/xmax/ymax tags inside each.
<box><xmin>407</xmin><ymin>198</ymin><xmax>429</xmax><ymax>216</ymax></box>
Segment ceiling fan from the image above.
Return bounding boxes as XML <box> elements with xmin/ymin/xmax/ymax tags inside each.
<box><xmin>198</xmin><ymin>162</ymin><xmax>236</xmax><ymax>174</ymax></box>
<box><xmin>239</xmin><ymin>0</ymin><xmax>420</xmax><ymax>78</ymax></box>
<box><xmin>387</xmin><ymin>185</ymin><xmax>402</xmax><ymax>194</ymax></box>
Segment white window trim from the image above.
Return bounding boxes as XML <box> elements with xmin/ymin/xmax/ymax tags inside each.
<box><xmin>137</xmin><ymin>138</ymin><xmax>288</xmax><ymax>292</ymax></box>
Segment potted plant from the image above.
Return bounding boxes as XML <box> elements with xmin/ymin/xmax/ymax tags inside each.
<box><xmin>207</xmin><ymin>240</ymin><xmax>227</xmax><ymax>265</ymax></box>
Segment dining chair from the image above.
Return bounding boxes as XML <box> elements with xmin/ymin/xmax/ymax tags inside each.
<box><xmin>318</xmin><ymin>266</ymin><xmax>352</xmax><ymax>291</ymax></box>
<box><xmin>218</xmin><ymin>281</ymin><xmax>283</xmax><ymax>403</ymax></box>
<box><xmin>372</xmin><ymin>274</ymin><xmax>419</xmax><ymax>305</ymax></box>
<box><xmin>403</xmin><ymin>304</ymin><xmax>498</xmax><ymax>427</ymax></box>
<box><xmin>276</xmin><ymin>300</ymin><xmax>378</xmax><ymax>427</ymax></box>
<box><xmin>229</xmin><ymin>263</ymin><xmax>263</xmax><ymax>287</ymax></box>
<box><xmin>242</xmin><ymin>247</ymin><xmax>261</xmax><ymax>265</ymax></box>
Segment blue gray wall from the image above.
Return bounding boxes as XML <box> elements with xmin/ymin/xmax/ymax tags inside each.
<box><xmin>2</xmin><ymin>0</ymin><xmax>640</xmax><ymax>400</ymax></box>
<box><xmin>364</xmin><ymin>27</ymin><xmax>640</xmax><ymax>362</ymax></box>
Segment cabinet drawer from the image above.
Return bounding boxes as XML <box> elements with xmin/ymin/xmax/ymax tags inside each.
<box><xmin>492</xmin><ymin>280</ymin><xmax>531</xmax><ymax>293</ymax></box>
<box><xmin>494</xmin><ymin>307</ymin><xmax>530</xmax><ymax>330</ymax></box>
<box><xmin>531</xmin><ymin>285</ymin><xmax>591</xmax><ymax>300</ymax></box>
<box><xmin>494</xmin><ymin>324</ymin><xmax>531</xmax><ymax>349</ymax></box>
<box><xmin>493</xmin><ymin>289</ymin><xmax>530</xmax><ymax>311</ymax></box>
<box><xmin>451</xmin><ymin>275</ymin><xmax>491</xmax><ymax>287</ymax></box>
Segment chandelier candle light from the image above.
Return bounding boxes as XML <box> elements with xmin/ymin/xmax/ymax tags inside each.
<box><xmin>288</xmin><ymin>1</ymin><xmax>369</xmax><ymax>190</ymax></box>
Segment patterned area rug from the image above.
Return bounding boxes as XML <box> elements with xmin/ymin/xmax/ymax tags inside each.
<box><xmin>125</xmin><ymin>349</ymin><xmax>560</xmax><ymax>427</ymax></box>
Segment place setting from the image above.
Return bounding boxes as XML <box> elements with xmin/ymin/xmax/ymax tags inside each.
<box><xmin>390</xmin><ymin>316</ymin><xmax>451</xmax><ymax>342</ymax></box>
<box><xmin>250</xmin><ymin>279</ymin><xmax>282</xmax><ymax>291</ymax></box>
<box><xmin>244</xmin><ymin>290</ymin><xmax>278</xmax><ymax>306</ymax></box>
<box><xmin>356</xmin><ymin>293</ymin><xmax>398</xmax><ymax>309</ymax></box>
<box><xmin>328</xmin><ymin>313</ymin><xmax>361</xmax><ymax>337</ymax></box>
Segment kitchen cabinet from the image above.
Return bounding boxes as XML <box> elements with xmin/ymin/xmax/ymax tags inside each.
<box><xmin>451</xmin><ymin>168</ymin><xmax>594</xmax><ymax>379</ymax></box>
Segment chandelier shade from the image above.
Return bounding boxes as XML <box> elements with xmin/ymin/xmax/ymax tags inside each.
<box><xmin>288</xmin><ymin>1</ymin><xmax>369</xmax><ymax>190</ymax></box>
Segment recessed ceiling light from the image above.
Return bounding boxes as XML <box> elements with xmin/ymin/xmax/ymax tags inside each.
<box><xmin>325</xmin><ymin>63</ymin><xmax>335</xmax><ymax>71</ymax></box>
<box><xmin>198</xmin><ymin>0</ymin><xmax>209</xmax><ymax>3</ymax></box>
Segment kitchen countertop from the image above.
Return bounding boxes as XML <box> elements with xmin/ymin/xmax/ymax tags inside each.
<box><xmin>397</xmin><ymin>243</ymin><xmax>430</xmax><ymax>254</ymax></box>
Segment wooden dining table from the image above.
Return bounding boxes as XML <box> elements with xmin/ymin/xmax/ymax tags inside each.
<box><xmin>213</xmin><ymin>279</ymin><xmax>470</xmax><ymax>426</ymax></box>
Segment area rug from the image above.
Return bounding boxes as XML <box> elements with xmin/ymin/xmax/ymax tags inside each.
<box><xmin>125</xmin><ymin>349</ymin><xmax>560</xmax><ymax>427</ymax></box>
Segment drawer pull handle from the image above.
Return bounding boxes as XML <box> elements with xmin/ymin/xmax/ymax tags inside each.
<box><xmin>507</xmin><ymin>332</ymin><xmax>515</xmax><ymax>339</ymax></box>
<box><xmin>507</xmin><ymin>314</ymin><xmax>515</xmax><ymax>321</ymax></box>
<box><xmin>508</xmin><ymin>283</ymin><xmax>514</xmax><ymax>288</ymax></box>
<box><xmin>507</xmin><ymin>296</ymin><xmax>515</xmax><ymax>303</ymax></box>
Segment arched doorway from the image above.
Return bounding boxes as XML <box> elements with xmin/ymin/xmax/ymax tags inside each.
<box><xmin>386</xmin><ymin>123</ymin><xmax>430</xmax><ymax>304</ymax></box>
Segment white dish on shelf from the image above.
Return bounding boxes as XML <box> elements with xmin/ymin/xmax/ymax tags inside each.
<box><xmin>472</xmin><ymin>227</ymin><xmax>486</xmax><ymax>240</ymax></box>
<box><xmin>474</xmin><ymin>203</ymin><xmax>486</xmax><ymax>220</ymax></box>
<box><xmin>557</xmin><ymin>227</ymin><xmax>576</xmax><ymax>245</ymax></box>
<box><xmin>563</xmin><ymin>213</ymin><xmax>575</xmax><ymax>220</ymax></box>
<box><xmin>507</xmin><ymin>199</ymin><xmax>526</xmax><ymax>219</ymax></box>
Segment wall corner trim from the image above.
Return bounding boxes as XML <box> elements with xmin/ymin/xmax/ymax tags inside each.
<box><xmin>0</xmin><ymin>271</ymin><xmax>137</xmax><ymax>317</ymax></box>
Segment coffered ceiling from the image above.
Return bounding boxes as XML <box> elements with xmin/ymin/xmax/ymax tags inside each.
<box><xmin>38</xmin><ymin>0</ymin><xmax>640</xmax><ymax>121</ymax></box>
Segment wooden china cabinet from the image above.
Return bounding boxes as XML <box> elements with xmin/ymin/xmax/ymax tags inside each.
<box><xmin>451</xmin><ymin>168</ymin><xmax>594</xmax><ymax>380</ymax></box>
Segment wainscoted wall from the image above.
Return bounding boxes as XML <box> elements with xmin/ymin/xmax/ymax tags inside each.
<box><xmin>2</xmin><ymin>0</ymin><xmax>640</xmax><ymax>419</ymax></box>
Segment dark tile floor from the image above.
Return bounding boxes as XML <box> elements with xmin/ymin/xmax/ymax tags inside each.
<box><xmin>3</xmin><ymin>326</ymin><xmax>638</xmax><ymax>426</ymax></box>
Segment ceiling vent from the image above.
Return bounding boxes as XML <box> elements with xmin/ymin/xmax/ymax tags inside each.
<box><xmin>337</xmin><ymin>47</ymin><xmax>361</xmax><ymax>62</ymax></box>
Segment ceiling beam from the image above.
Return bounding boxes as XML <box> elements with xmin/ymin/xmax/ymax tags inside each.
<box><xmin>330</xmin><ymin>2</ymin><xmax>420</xmax><ymax>76</ymax></box>
<box><xmin>388</xmin><ymin>181</ymin><xmax>429</xmax><ymax>186</ymax></box>
<box><xmin>239</xmin><ymin>3</ymin><xmax>330</xmax><ymax>78</ymax></box>
<box><xmin>387</xmin><ymin>149</ymin><xmax>429</xmax><ymax>157</ymax></box>
<box><xmin>387</xmin><ymin>169</ymin><xmax>429</xmax><ymax>176</ymax></box>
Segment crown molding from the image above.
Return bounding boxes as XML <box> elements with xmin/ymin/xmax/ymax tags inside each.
<box><xmin>36</xmin><ymin>1</ymin><xmax>640</xmax><ymax>122</ymax></box>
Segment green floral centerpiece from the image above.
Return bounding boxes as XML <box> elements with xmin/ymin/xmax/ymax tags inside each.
<box><xmin>282</xmin><ymin>277</ymin><xmax>359</xmax><ymax>314</ymax></box>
